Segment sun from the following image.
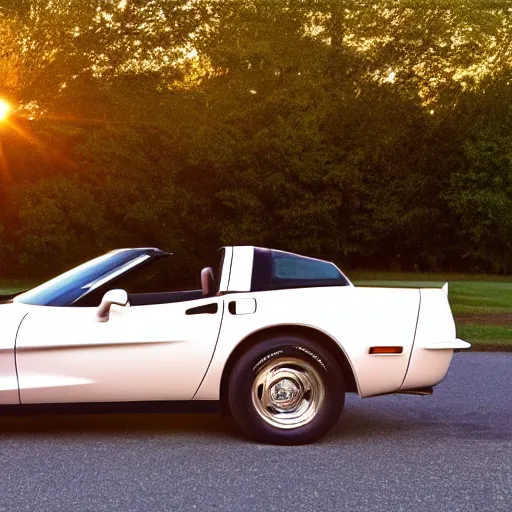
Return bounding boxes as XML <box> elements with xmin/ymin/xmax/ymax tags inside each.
<box><xmin>0</xmin><ymin>99</ymin><xmax>11</xmax><ymax>121</ymax></box>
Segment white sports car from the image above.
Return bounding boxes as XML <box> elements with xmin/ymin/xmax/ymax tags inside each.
<box><xmin>0</xmin><ymin>246</ymin><xmax>470</xmax><ymax>444</ymax></box>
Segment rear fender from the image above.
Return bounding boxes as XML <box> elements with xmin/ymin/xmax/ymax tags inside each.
<box><xmin>400</xmin><ymin>288</ymin><xmax>467</xmax><ymax>391</ymax></box>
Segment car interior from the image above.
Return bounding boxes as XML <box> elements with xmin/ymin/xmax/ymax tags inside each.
<box><xmin>127</xmin><ymin>266</ymin><xmax>217</xmax><ymax>306</ymax></box>
<box><xmin>74</xmin><ymin>250</ymin><xmax>224</xmax><ymax>308</ymax></box>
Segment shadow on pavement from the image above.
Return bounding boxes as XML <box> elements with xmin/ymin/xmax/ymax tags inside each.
<box><xmin>0</xmin><ymin>393</ymin><xmax>510</xmax><ymax>442</ymax></box>
<box><xmin>0</xmin><ymin>401</ymin><xmax>241</xmax><ymax>439</ymax></box>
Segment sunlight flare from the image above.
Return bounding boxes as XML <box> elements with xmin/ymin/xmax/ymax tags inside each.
<box><xmin>0</xmin><ymin>99</ymin><xmax>11</xmax><ymax>121</ymax></box>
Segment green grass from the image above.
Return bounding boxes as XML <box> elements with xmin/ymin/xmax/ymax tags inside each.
<box><xmin>352</xmin><ymin>274</ymin><xmax>512</xmax><ymax>351</ymax></box>
<box><xmin>457</xmin><ymin>324</ymin><xmax>512</xmax><ymax>351</ymax></box>
<box><xmin>448</xmin><ymin>282</ymin><xmax>512</xmax><ymax>316</ymax></box>
<box><xmin>0</xmin><ymin>279</ymin><xmax>34</xmax><ymax>295</ymax></box>
<box><xmin>353</xmin><ymin>279</ymin><xmax>512</xmax><ymax>316</ymax></box>
<box><xmin>350</xmin><ymin>271</ymin><xmax>512</xmax><ymax>283</ymax></box>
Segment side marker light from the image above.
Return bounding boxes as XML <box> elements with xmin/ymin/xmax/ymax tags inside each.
<box><xmin>369</xmin><ymin>346</ymin><xmax>403</xmax><ymax>355</ymax></box>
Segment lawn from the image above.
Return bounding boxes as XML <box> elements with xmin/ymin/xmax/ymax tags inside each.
<box><xmin>1</xmin><ymin>273</ymin><xmax>511</xmax><ymax>351</ymax></box>
<box><xmin>352</xmin><ymin>272</ymin><xmax>512</xmax><ymax>351</ymax></box>
<box><xmin>0</xmin><ymin>279</ymin><xmax>34</xmax><ymax>296</ymax></box>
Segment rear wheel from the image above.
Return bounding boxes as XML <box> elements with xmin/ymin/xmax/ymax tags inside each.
<box><xmin>228</xmin><ymin>336</ymin><xmax>345</xmax><ymax>444</ymax></box>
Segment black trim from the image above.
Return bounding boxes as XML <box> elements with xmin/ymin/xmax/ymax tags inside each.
<box><xmin>129</xmin><ymin>290</ymin><xmax>202</xmax><ymax>306</ymax></box>
<box><xmin>270</xmin><ymin>280</ymin><xmax>349</xmax><ymax>290</ymax></box>
<box><xmin>251</xmin><ymin>247</ymin><xmax>272</xmax><ymax>292</ymax></box>
<box><xmin>185</xmin><ymin>303</ymin><xmax>218</xmax><ymax>315</ymax></box>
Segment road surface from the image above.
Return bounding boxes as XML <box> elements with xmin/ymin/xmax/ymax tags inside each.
<box><xmin>0</xmin><ymin>353</ymin><xmax>510</xmax><ymax>512</ymax></box>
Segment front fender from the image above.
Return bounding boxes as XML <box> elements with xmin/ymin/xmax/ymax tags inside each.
<box><xmin>0</xmin><ymin>303</ymin><xmax>29</xmax><ymax>404</ymax></box>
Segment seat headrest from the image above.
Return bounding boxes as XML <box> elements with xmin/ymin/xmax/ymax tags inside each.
<box><xmin>201</xmin><ymin>267</ymin><xmax>215</xmax><ymax>297</ymax></box>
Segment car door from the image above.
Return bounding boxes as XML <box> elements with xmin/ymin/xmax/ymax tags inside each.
<box><xmin>15</xmin><ymin>296</ymin><xmax>224</xmax><ymax>404</ymax></box>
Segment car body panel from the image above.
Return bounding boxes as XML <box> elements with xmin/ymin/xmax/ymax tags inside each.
<box><xmin>15</xmin><ymin>297</ymin><xmax>223</xmax><ymax>403</ymax></box>
<box><xmin>226</xmin><ymin>246</ymin><xmax>254</xmax><ymax>292</ymax></box>
<box><xmin>399</xmin><ymin>288</ymin><xmax>459</xmax><ymax>391</ymax></box>
<box><xmin>218</xmin><ymin>247</ymin><xmax>233</xmax><ymax>293</ymax></box>
<box><xmin>195</xmin><ymin>286</ymin><xmax>421</xmax><ymax>399</ymax></box>
<box><xmin>0</xmin><ymin>304</ymin><xmax>27</xmax><ymax>404</ymax></box>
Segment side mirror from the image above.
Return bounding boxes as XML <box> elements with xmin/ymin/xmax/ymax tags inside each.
<box><xmin>96</xmin><ymin>289</ymin><xmax>128</xmax><ymax>323</ymax></box>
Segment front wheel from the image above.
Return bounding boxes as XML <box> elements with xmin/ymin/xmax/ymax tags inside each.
<box><xmin>228</xmin><ymin>336</ymin><xmax>345</xmax><ymax>444</ymax></box>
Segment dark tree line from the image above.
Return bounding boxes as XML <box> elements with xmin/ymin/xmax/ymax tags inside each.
<box><xmin>0</xmin><ymin>0</ymin><xmax>511</xmax><ymax>282</ymax></box>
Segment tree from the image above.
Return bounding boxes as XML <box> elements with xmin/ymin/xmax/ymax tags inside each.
<box><xmin>443</xmin><ymin>69</ymin><xmax>512</xmax><ymax>273</ymax></box>
<box><xmin>1</xmin><ymin>0</ymin><xmax>512</xmax><ymax>277</ymax></box>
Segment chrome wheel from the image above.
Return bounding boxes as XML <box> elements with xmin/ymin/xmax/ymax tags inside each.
<box><xmin>252</xmin><ymin>357</ymin><xmax>325</xmax><ymax>429</ymax></box>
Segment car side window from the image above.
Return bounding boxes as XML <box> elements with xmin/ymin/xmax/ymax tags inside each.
<box><xmin>270</xmin><ymin>251</ymin><xmax>348</xmax><ymax>289</ymax></box>
<box><xmin>75</xmin><ymin>257</ymin><xmax>201</xmax><ymax>307</ymax></box>
<box><xmin>111</xmin><ymin>258</ymin><xmax>197</xmax><ymax>294</ymax></box>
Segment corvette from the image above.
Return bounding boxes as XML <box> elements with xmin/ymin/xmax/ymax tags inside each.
<box><xmin>0</xmin><ymin>246</ymin><xmax>470</xmax><ymax>444</ymax></box>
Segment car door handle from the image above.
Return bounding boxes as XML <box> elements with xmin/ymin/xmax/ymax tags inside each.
<box><xmin>186</xmin><ymin>303</ymin><xmax>218</xmax><ymax>315</ymax></box>
<box><xmin>228</xmin><ymin>299</ymin><xmax>257</xmax><ymax>315</ymax></box>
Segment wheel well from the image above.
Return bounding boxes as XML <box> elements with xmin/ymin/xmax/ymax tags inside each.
<box><xmin>219</xmin><ymin>325</ymin><xmax>358</xmax><ymax>413</ymax></box>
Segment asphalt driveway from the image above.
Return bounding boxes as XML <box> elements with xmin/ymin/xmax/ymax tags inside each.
<box><xmin>0</xmin><ymin>352</ymin><xmax>510</xmax><ymax>512</ymax></box>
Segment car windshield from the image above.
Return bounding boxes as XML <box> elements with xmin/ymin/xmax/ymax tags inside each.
<box><xmin>17</xmin><ymin>249</ymin><xmax>157</xmax><ymax>307</ymax></box>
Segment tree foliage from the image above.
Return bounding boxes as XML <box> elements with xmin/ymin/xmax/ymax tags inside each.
<box><xmin>0</xmin><ymin>0</ymin><xmax>511</xmax><ymax>278</ymax></box>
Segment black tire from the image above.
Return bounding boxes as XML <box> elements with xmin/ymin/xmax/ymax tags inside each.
<box><xmin>228</xmin><ymin>336</ymin><xmax>345</xmax><ymax>444</ymax></box>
